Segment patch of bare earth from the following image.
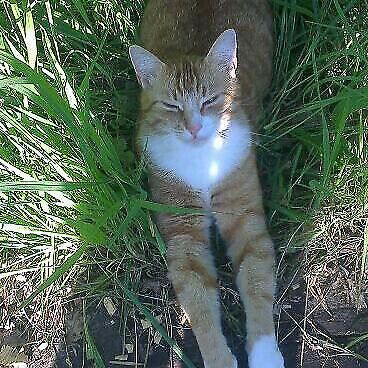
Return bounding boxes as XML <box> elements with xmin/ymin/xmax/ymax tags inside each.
<box><xmin>278</xmin><ymin>205</ymin><xmax>368</xmax><ymax>368</ymax></box>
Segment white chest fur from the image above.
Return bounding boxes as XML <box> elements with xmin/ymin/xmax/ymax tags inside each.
<box><xmin>145</xmin><ymin>120</ymin><xmax>251</xmax><ymax>196</ymax></box>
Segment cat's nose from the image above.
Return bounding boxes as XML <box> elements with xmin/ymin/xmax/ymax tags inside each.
<box><xmin>187</xmin><ymin>122</ymin><xmax>202</xmax><ymax>137</ymax></box>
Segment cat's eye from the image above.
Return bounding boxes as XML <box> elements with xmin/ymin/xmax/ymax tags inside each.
<box><xmin>202</xmin><ymin>94</ymin><xmax>220</xmax><ymax>108</ymax></box>
<box><xmin>161</xmin><ymin>101</ymin><xmax>181</xmax><ymax>111</ymax></box>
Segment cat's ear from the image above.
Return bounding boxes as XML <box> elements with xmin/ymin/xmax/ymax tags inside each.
<box><xmin>129</xmin><ymin>45</ymin><xmax>165</xmax><ymax>88</ymax></box>
<box><xmin>205</xmin><ymin>29</ymin><xmax>237</xmax><ymax>77</ymax></box>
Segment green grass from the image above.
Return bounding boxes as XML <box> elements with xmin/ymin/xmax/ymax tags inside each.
<box><xmin>0</xmin><ymin>0</ymin><xmax>367</xmax><ymax>366</ymax></box>
<box><xmin>265</xmin><ymin>0</ymin><xmax>368</xmax><ymax>271</ymax></box>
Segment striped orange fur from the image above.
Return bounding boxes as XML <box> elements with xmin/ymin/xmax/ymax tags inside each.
<box><xmin>129</xmin><ymin>1</ymin><xmax>285</xmax><ymax>367</ymax></box>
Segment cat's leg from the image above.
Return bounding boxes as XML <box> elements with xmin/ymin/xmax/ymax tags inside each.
<box><xmin>159</xmin><ymin>212</ymin><xmax>237</xmax><ymax>368</ymax></box>
<box><xmin>212</xmin><ymin>155</ymin><xmax>284</xmax><ymax>368</ymax></box>
<box><xmin>215</xmin><ymin>209</ymin><xmax>284</xmax><ymax>368</ymax></box>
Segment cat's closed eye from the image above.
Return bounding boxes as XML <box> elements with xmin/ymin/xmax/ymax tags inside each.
<box><xmin>202</xmin><ymin>94</ymin><xmax>220</xmax><ymax>108</ymax></box>
<box><xmin>161</xmin><ymin>101</ymin><xmax>181</xmax><ymax>111</ymax></box>
<box><xmin>201</xmin><ymin>94</ymin><xmax>221</xmax><ymax>112</ymax></box>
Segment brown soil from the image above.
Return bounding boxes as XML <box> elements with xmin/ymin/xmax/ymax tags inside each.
<box><xmin>2</xmin><ymin>238</ymin><xmax>368</xmax><ymax>368</ymax></box>
<box><xmin>3</xmin><ymin>274</ymin><xmax>368</xmax><ymax>368</ymax></box>
<box><xmin>43</xmin><ymin>273</ymin><xmax>368</xmax><ymax>368</ymax></box>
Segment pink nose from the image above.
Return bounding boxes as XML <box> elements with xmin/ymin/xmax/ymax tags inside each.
<box><xmin>187</xmin><ymin>122</ymin><xmax>202</xmax><ymax>137</ymax></box>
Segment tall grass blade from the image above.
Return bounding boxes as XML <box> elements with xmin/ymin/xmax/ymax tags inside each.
<box><xmin>118</xmin><ymin>281</ymin><xmax>197</xmax><ymax>368</ymax></box>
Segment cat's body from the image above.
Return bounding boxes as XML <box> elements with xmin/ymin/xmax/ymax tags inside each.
<box><xmin>129</xmin><ymin>1</ymin><xmax>285</xmax><ymax>367</ymax></box>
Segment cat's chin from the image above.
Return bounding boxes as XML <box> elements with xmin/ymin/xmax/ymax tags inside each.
<box><xmin>187</xmin><ymin>136</ymin><xmax>209</xmax><ymax>145</ymax></box>
<box><xmin>180</xmin><ymin>131</ymin><xmax>215</xmax><ymax>145</ymax></box>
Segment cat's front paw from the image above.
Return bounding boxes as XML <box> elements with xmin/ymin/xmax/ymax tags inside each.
<box><xmin>248</xmin><ymin>335</ymin><xmax>285</xmax><ymax>368</ymax></box>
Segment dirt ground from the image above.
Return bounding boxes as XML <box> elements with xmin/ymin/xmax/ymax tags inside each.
<box><xmin>53</xmin><ymin>273</ymin><xmax>368</xmax><ymax>368</ymax></box>
<box><xmin>38</xmin><ymin>272</ymin><xmax>367</xmax><ymax>368</ymax></box>
<box><xmin>2</xmin><ymin>277</ymin><xmax>368</xmax><ymax>368</ymax></box>
<box><xmin>2</xmin><ymin>240</ymin><xmax>368</xmax><ymax>368</ymax></box>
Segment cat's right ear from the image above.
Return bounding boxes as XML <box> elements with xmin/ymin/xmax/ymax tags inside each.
<box><xmin>129</xmin><ymin>45</ymin><xmax>165</xmax><ymax>88</ymax></box>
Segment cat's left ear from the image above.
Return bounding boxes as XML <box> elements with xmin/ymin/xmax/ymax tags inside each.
<box><xmin>129</xmin><ymin>45</ymin><xmax>165</xmax><ymax>88</ymax></box>
<box><xmin>205</xmin><ymin>29</ymin><xmax>237</xmax><ymax>77</ymax></box>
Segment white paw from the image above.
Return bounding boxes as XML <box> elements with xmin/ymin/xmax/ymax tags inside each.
<box><xmin>248</xmin><ymin>334</ymin><xmax>285</xmax><ymax>368</ymax></box>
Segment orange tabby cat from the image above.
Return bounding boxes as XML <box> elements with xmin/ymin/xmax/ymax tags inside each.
<box><xmin>129</xmin><ymin>1</ymin><xmax>285</xmax><ymax>367</ymax></box>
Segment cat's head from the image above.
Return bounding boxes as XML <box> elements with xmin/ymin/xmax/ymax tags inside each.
<box><xmin>129</xmin><ymin>29</ymin><xmax>240</xmax><ymax>145</ymax></box>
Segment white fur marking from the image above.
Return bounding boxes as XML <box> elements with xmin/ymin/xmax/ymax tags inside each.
<box><xmin>248</xmin><ymin>334</ymin><xmax>285</xmax><ymax>368</ymax></box>
<box><xmin>209</xmin><ymin>161</ymin><xmax>219</xmax><ymax>177</ymax></box>
<box><xmin>146</xmin><ymin>119</ymin><xmax>250</xmax><ymax>199</ymax></box>
<box><xmin>213</xmin><ymin>135</ymin><xmax>224</xmax><ymax>150</ymax></box>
